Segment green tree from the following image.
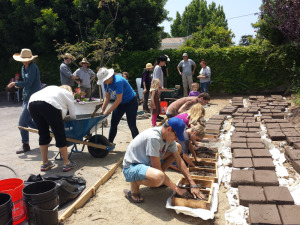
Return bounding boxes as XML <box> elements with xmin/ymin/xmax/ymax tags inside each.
<box><xmin>170</xmin><ymin>0</ymin><xmax>228</xmax><ymax>37</ymax></box>
<box><xmin>184</xmin><ymin>23</ymin><xmax>234</xmax><ymax>48</ymax></box>
<box><xmin>239</xmin><ymin>35</ymin><xmax>253</xmax><ymax>46</ymax></box>
<box><xmin>114</xmin><ymin>0</ymin><xmax>168</xmax><ymax>50</ymax></box>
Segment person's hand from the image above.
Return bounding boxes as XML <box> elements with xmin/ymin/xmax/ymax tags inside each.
<box><xmin>7</xmin><ymin>82</ymin><xmax>15</xmax><ymax>88</ymax></box>
<box><xmin>143</xmin><ymin>89</ymin><xmax>147</xmax><ymax>94</ymax></box>
<box><xmin>196</xmin><ymin>157</ymin><xmax>202</xmax><ymax>163</ymax></box>
<box><xmin>179</xmin><ymin>72</ymin><xmax>182</xmax><ymax>76</ymax></box>
<box><xmin>153</xmin><ymin>105</ymin><xmax>156</xmax><ymax>109</ymax></box>
<box><xmin>190</xmin><ymin>188</ymin><xmax>206</xmax><ymax>199</ymax></box>
<box><xmin>176</xmin><ymin>187</ymin><xmax>188</xmax><ymax>197</ymax></box>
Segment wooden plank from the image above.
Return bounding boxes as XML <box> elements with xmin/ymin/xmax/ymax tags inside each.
<box><xmin>58</xmin><ymin>157</ymin><xmax>123</xmax><ymax>223</ymax></box>
<box><xmin>18</xmin><ymin>126</ymin><xmax>107</xmax><ymax>149</ymax></box>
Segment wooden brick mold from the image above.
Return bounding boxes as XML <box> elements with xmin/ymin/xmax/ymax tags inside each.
<box><xmin>171</xmin><ymin>177</ymin><xmax>213</xmax><ymax>209</ymax></box>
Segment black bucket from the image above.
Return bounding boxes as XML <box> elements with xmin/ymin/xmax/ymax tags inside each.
<box><xmin>23</xmin><ymin>181</ymin><xmax>58</xmax><ymax>210</ymax></box>
<box><xmin>0</xmin><ymin>193</ymin><xmax>13</xmax><ymax>225</ymax></box>
<box><xmin>23</xmin><ymin>181</ymin><xmax>58</xmax><ymax>225</ymax></box>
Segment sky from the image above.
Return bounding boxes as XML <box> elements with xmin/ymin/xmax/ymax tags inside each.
<box><xmin>160</xmin><ymin>0</ymin><xmax>262</xmax><ymax>45</ymax></box>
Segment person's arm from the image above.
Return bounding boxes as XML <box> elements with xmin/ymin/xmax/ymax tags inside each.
<box><xmin>143</xmin><ymin>82</ymin><xmax>147</xmax><ymax>93</ymax></box>
<box><xmin>150</xmin><ymin>156</ymin><xmax>188</xmax><ymax>196</ymax></box>
<box><xmin>101</xmin><ymin>91</ymin><xmax>111</xmax><ymax>113</ymax></box>
<box><xmin>89</xmin><ymin>69</ymin><xmax>96</xmax><ymax>81</ymax></box>
<box><xmin>173</xmin><ymin>150</ymin><xmax>205</xmax><ymax>199</ymax></box>
<box><xmin>65</xmin><ymin>93</ymin><xmax>76</xmax><ymax>120</ymax></box>
<box><xmin>103</xmin><ymin>93</ymin><xmax>123</xmax><ymax>115</ymax></box>
<box><xmin>178</xmin><ymin>101</ymin><xmax>193</xmax><ymax>114</ymax></box>
<box><xmin>177</xmin><ymin>66</ymin><xmax>182</xmax><ymax>75</ymax></box>
<box><xmin>205</xmin><ymin>67</ymin><xmax>211</xmax><ymax>78</ymax></box>
<box><xmin>61</xmin><ymin>64</ymin><xmax>77</xmax><ymax>80</ymax></box>
<box><xmin>151</xmin><ymin>91</ymin><xmax>156</xmax><ymax>109</ymax></box>
<box><xmin>182</xmin><ymin>153</ymin><xmax>196</xmax><ymax>167</ymax></box>
<box><xmin>188</xmin><ymin>142</ymin><xmax>201</xmax><ymax>162</ymax></box>
<box><xmin>192</xmin><ymin>62</ymin><xmax>197</xmax><ymax>75</ymax></box>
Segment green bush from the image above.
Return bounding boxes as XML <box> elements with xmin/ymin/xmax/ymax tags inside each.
<box><xmin>1</xmin><ymin>45</ymin><xmax>300</xmax><ymax>94</ymax></box>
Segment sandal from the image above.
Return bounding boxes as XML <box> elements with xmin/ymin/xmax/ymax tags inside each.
<box><xmin>123</xmin><ymin>189</ymin><xmax>144</xmax><ymax>203</ymax></box>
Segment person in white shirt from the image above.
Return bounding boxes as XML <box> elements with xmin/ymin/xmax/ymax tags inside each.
<box><xmin>28</xmin><ymin>85</ymin><xmax>77</xmax><ymax>172</ymax></box>
<box><xmin>197</xmin><ymin>59</ymin><xmax>211</xmax><ymax>93</ymax></box>
<box><xmin>152</xmin><ymin>55</ymin><xmax>167</xmax><ymax>121</ymax></box>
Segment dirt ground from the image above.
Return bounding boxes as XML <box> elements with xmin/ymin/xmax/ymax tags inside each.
<box><xmin>62</xmin><ymin>96</ymin><xmax>231</xmax><ymax>225</ymax></box>
<box><xmin>0</xmin><ymin>93</ymin><xmax>298</xmax><ymax>225</ymax></box>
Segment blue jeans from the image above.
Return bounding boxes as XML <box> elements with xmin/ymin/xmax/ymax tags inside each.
<box><xmin>200</xmin><ymin>81</ymin><xmax>210</xmax><ymax>93</ymax></box>
<box><xmin>19</xmin><ymin>101</ymin><xmax>36</xmax><ymax>144</ymax></box>
<box><xmin>108</xmin><ymin>96</ymin><xmax>139</xmax><ymax>143</ymax></box>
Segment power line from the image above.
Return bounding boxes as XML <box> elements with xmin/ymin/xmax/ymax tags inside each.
<box><xmin>227</xmin><ymin>12</ymin><xmax>260</xmax><ymax>20</ymax></box>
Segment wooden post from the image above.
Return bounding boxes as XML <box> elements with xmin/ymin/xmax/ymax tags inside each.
<box><xmin>58</xmin><ymin>157</ymin><xmax>123</xmax><ymax>223</ymax></box>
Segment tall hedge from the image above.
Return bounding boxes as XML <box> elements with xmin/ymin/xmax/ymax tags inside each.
<box><xmin>1</xmin><ymin>45</ymin><xmax>300</xmax><ymax>94</ymax></box>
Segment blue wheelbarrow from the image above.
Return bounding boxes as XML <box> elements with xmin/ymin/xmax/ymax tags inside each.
<box><xmin>63</xmin><ymin>113</ymin><xmax>115</xmax><ymax>158</ymax></box>
<box><xmin>18</xmin><ymin>113</ymin><xmax>115</xmax><ymax>159</ymax></box>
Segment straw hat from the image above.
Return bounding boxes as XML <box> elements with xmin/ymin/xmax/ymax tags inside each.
<box><xmin>145</xmin><ymin>63</ymin><xmax>153</xmax><ymax>69</ymax></box>
<box><xmin>97</xmin><ymin>68</ymin><xmax>114</xmax><ymax>85</ymax></box>
<box><xmin>60</xmin><ymin>53</ymin><xmax>75</xmax><ymax>60</ymax></box>
<box><xmin>13</xmin><ymin>49</ymin><xmax>38</xmax><ymax>62</ymax></box>
<box><xmin>79</xmin><ymin>58</ymin><xmax>91</xmax><ymax>67</ymax></box>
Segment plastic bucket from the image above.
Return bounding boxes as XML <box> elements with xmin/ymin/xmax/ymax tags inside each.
<box><xmin>0</xmin><ymin>178</ymin><xmax>26</xmax><ymax>225</ymax></box>
<box><xmin>0</xmin><ymin>193</ymin><xmax>13</xmax><ymax>225</ymax></box>
<box><xmin>160</xmin><ymin>101</ymin><xmax>168</xmax><ymax>115</ymax></box>
<box><xmin>26</xmin><ymin>201</ymin><xmax>58</xmax><ymax>225</ymax></box>
<box><xmin>23</xmin><ymin>181</ymin><xmax>58</xmax><ymax>225</ymax></box>
<box><xmin>23</xmin><ymin>181</ymin><xmax>58</xmax><ymax>210</ymax></box>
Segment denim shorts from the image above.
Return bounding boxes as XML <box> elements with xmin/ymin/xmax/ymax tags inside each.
<box><xmin>123</xmin><ymin>164</ymin><xmax>149</xmax><ymax>182</ymax></box>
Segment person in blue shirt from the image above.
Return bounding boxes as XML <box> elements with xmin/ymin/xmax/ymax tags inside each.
<box><xmin>97</xmin><ymin>68</ymin><xmax>139</xmax><ymax>143</ymax></box>
<box><xmin>7</xmin><ymin>49</ymin><xmax>42</xmax><ymax>154</ymax></box>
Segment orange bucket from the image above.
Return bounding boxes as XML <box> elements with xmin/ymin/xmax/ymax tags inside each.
<box><xmin>160</xmin><ymin>101</ymin><xmax>168</xmax><ymax>115</ymax></box>
<box><xmin>0</xmin><ymin>178</ymin><xmax>26</xmax><ymax>224</ymax></box>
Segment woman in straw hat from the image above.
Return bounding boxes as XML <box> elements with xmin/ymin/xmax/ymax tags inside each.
<box><xmin>73</xmin><ymin>58</ymin><xmax>96</xmax><ymax>99</ymax></box>
<box><xmin>7</xmin><ymin>48</ymin><xmax>42</xmax><ymax>154</ymax></box>
<box><xmin>59</xmin><ymin>53</ymin><xmax>78</xmax><ymax>87</ymax></box>
<box><xmin>97</xmin><ymin>67</ymin><xmax>139</xmax><ymax>144</ymax></box>
<box><xmin>141</xmin><ymin>63</ymin><xmax>153</xmax><ymax>113</ymax></box>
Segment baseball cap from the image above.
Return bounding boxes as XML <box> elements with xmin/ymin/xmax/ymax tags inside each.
<box><xmin>167</xmin><ymin>117</ymin><xmax>185</xmax><ymax>141</ymax></box>
<box><xmin>182</xmin><ymin>53</ymin><xmax>188</xmax><ymax>57</ymax></box>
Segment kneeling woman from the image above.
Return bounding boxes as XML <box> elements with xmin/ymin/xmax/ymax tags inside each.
<box><xmin>97</xmin><ymin>68</ymin><xmax>139</xmax><ymax>143</ymax></box>
<box><xmin>28</xmin><ymin>85</ymin><xmax>77</xmax><ymax>172</ymax></box>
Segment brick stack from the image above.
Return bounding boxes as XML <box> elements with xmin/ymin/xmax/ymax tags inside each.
<box><xmin>229</xmin><ymin>95</ymin><xmax>300</xmax><ymax>225</ymax></box>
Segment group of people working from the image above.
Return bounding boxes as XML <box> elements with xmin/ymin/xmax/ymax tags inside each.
<box><xmin>8</xmin><ymin>48</ymin><xmax>211</xmax><ymax>204</ymax></box>
<box><xmin>8</xmin><ymin>48</ymin><xmax>139</xmax><ymax>172</ymax></box>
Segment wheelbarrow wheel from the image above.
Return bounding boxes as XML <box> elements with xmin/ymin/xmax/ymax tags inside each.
<box><xmin>88</xmin><ymin>135</ymin><xmax>109</xmax><ymax>158</ymax></box>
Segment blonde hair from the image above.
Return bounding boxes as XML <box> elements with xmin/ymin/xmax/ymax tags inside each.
<box><xmin>186</xmin><ymin>103</ymin><xmax>205</xmax><ymax>125</ymax></box>
<box><xmin>60</xmin><ymin>85</ymin><xmax>73</xmax><ymax>94</ymax></box>
<box><xmin>191</xmin><ymin>125</ymin><xmax>205</xmax><ymax>139</ymax></box>
<box><xmin>150</xmin><ymin>78</ymin><xmax>160</xmax><ymax>91</ymax></box>
<box><xmin>192</xmin><ymin>82</ymin><xmax>199</xmax><ymax>89</ymax></box>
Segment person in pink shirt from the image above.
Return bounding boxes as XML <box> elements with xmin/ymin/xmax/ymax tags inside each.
<box><xmin>175</xmin><ymin>103</ymin><xmax>205</xmax><ymax>128</ymax></box>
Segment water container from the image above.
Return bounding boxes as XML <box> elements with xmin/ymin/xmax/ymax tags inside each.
<box><xmin>0</xmin><ymin>178</ymin><xmax>26</xmax><ymax>225</ymax></box>
<box><xmin>160</xmin><ymin>101</ymin><xmax>168</xmax><ymax>115</ymax></box>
